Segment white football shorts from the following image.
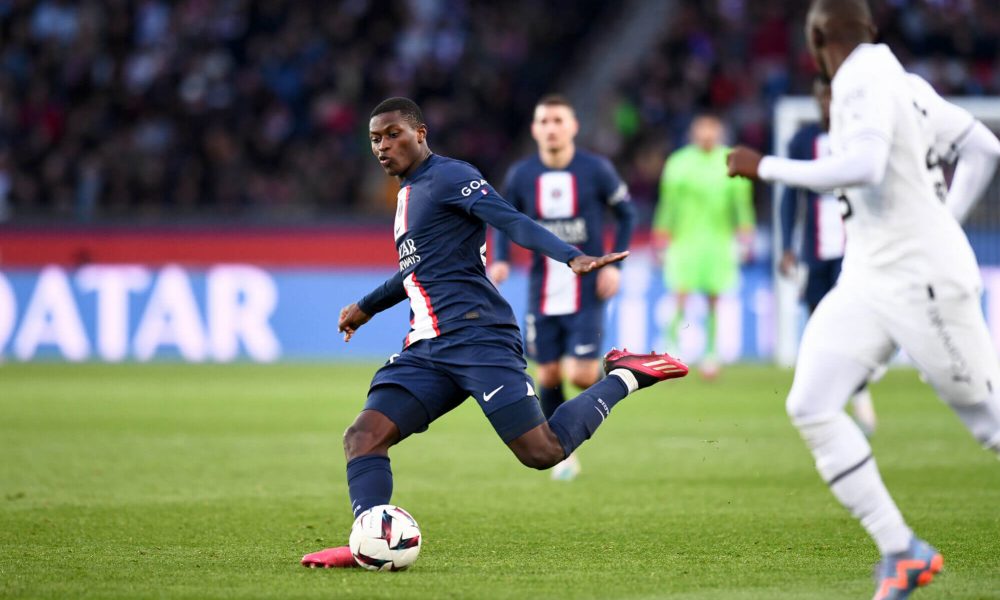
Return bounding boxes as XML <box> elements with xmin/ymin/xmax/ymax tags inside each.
<box><xmin>799</xmin><ymin>281</ymin><xmax>1000</xmax><ymax>406</ymax></box>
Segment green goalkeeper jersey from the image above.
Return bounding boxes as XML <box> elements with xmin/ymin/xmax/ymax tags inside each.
<box><xmin>654</xmin><ymin>144</ymin><xmax>755</xmax><ymax>294</ymax></box>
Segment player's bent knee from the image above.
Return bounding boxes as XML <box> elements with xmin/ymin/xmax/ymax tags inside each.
<box><xmin>343</xmin><ymin>410</ymin><xmax>399</xmax><ymax>459</ymax></box>
<box><xmin>513</xmin><ymin>444</ymin><xmax>563</xmax><ymax>470</ymax></box>
<box><xmin>507</xmin><ymin>423</ymin><xmax>565</xmax><ymax>470</ymax></box>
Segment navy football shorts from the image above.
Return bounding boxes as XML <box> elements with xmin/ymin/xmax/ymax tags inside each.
<box><xmin>805</xmin><ymin>258</ymin><xmax>843</xmax><ymax>312</ymax></box>
<box><xmin>524</xmin><ymin>306</ymin><xmax>604</xmax><ymax>364</ymax></box>
<box><xmin>365</xmin><ymin>325</ymin><xmax>545</xmax><ymax>444</ymax></box>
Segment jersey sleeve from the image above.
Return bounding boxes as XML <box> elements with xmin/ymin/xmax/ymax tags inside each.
<box><xmin>595</xmin><ymin>157</ymin><xmax>636</xmax><ymax>259</ymax></box>
<box><xmin>595</xmin><ymin>156</ymin><xmax>630</xmax><ymax>207</ymax></box>
<box><xmin>907</xmin><ymin>74</ymin><xmax>977</xmax><ymax>162</ymax></box>
<box><xmin>471</xmin><ymin>197</ymin><xmax>583</xmax><ymax>265</ymax></box>
<box><xmin>358</xmin><ymin>269</ymin><xmax>406</xmax><ymax>316</ymax></box>
<box><xmin>435</xmin><ymin>160</ymin><xmax>498</xmax><ymax>214</ymax></box>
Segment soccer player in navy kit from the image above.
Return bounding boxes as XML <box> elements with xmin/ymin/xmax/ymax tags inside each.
<box><xmin>778</xmin><ymin>78</ymin><xmax>878</xmax><ymax>436</ymax></box>
<box><xmin>302</xmin><ymin>98</ymin><xmax>688</xmax><ymax>568</ymax></box>
<box><xmin>488</xmin><ymin>94</ymin><xmax>636</xmax><ymax>480</ymax></box>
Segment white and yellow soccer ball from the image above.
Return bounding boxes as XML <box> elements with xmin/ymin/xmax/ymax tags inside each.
<box><xmin>348</xmin><ymin>505</ymin><xmax>422</xmax><ymax>571</ymax></box>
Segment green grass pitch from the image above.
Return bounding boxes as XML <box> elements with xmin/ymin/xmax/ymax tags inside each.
<box><xmin>1</xmin><ymin>363</ymin><xmax>999</xmax><ymax>599</ymax></box>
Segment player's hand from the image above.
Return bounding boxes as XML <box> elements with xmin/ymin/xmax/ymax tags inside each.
<box><xmin>596</xmin><ymin>266</ymin><xmax>621</xmax><ymax>300</ymax></box>
<box><xmin>779</xmin><ymin>250</ymin><xmax>797</xmax><ymax>278</ymax></box>
<box><xmin>487</xmin><ymin>261</ymin><xmax>510</xmax><ymax>285</ymax></box>
<box><xmin>727</xmin><ymin>146</ymin><xmax>763</xmax><ymax>180</ymax></box>
<box><xmin>568</xmin><ymin>251</ymin><xmax>629</xmax><ymax>274</ymax></box>
<box><xmin>338</xmin><ymin>303</ymin><xmax>372</xmax><ymax>342</ymax></box>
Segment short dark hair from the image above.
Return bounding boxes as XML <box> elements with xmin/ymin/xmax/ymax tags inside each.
<box><xmin>536</xmin><ymin>94</ymin><xmax>574</xmax><ymax>111</ymax></box>
<box><xmin>808</xmin><ymin>0</ymin><xmax>876</xmax><ymax>47</ymax></box>
<box><xmin>370</xmin><ymin>97</ymin><xmax>425</xmax><ymax>128</ymax></box>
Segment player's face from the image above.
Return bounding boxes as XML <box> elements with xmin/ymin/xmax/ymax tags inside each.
<box><xmin>369</xmin><ymin>112</ymin><xmax>426</xmax><ymax>177</ymax></box>
<box><xmin>531</xmin><ymin>105</ymin><xmax>578</xmax><ymax>153</ymax></box>
<box><xmin>805</xmin><ymin>10</ymin><xmax>832</xmax><ymax>81</ymax></box>
<box><xmin>690</xmin><ymin>117</ymin><xmax>722</xmax><ymax>151</ymax></box>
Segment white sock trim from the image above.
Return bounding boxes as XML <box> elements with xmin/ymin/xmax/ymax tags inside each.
<box><xmin>609</xmin><ymin>369</ymin><xmax>638</xmax><ymax>394</ymax></box>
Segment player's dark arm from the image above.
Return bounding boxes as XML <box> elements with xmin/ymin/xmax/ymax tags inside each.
<box><xmin>489</xmin><ymin>166</ymin><xmax>520</xmax><ymax>284</ymax></box>
<box><xmin>779</xmin><ymin>186</ymin><xmax>798</xmax><ymax>254</ymax></box>
<box><xmin>489</xmin><ymin>228</ymin><xmax>513</xmax><ymax>285</ymax></box>
<box><xmin>777</xmin><ymin>183</ymin><xmax>799</xmax><ymax>277</ymax></box>
<box><xmin>777</xmin><ymin>133</ymin><xmax>805</xmax><ymax>277</ymax></box>
<box><xmin>340</xmin><ymin>270</ymin><xmax>406</xmax><ymax>342</ymax></box>
<box><xmin>779</xmin><ymin>133</ymin><xmax>805</xmax><ymax>271</ymax></box>
<box><xmin>493</xmin><ymin>229</ymin><xmax>512</xmax><ymax>263</ymax></box>
<box><xmin>610</xmin><ymin>199</ymin><xmax>637</xmax><ymax>266</ymax></box>
<box><xmin>471</xmin><ymin>197</ymin><xmax>627</xmax><ymax>273</ymax></box>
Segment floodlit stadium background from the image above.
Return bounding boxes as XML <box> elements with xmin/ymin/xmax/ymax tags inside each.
<box><xmin>2</xmin><ymin>0</ymin><xmax>999</xmax><ymax>363</ymax></box>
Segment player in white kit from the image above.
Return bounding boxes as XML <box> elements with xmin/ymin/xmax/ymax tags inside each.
<box><xmin>728</xmin><ymin>1</ymin><xmax>1000</xmax><ymax>598</ymax></box>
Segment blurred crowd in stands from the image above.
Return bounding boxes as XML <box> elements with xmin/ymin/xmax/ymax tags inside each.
<box><xmin>0</xmin><ymin>0</ymin><xmax>997</xmax><ymax>224</ymax></box>
<box><xmin>0</xmin><ymin>0</ymin><xmax>608</xmax><ymax>222</ymax></box>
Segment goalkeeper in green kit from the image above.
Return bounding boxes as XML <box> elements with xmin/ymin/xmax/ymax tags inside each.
<box><xmin>653</xmin><ymin>115</ymin><xmax>755</xmax><ymax>378</ymax></box>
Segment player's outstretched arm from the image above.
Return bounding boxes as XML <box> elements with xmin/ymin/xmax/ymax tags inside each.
<box><xmin>470</xmin><ymin>195</ymin><xmax>585</xmax><ymax>266</ymax></box>
<box><xmin>728</xmin><ymin>139</ymin><xmax>889</xmax><ymax>191</ymax></box>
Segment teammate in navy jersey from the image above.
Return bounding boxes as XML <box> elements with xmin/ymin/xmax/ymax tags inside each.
<box><xmin>779</xmin><ymin>79</ymin><xmax>845</xmax><ymax>313</ymax></box>
<box><xmin>488</xmin><ymin>94</ymin><xmax>636</xmax><ymax>481</ymax></box>
<box><xmin>778</xmin><ymin>79</ymin><xmax>877</xmax><ymax>437</ymax></box>
<box><xmin>301</xmin><ymin>97</ymin><xmax>688</xmax><ymax>568</ymax></box>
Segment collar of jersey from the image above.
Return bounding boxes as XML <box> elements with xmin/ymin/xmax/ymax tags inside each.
<box><xmin>402</xmin><ymin>153</ymin><xmax>436</xmax><ymax>185</ymax></box>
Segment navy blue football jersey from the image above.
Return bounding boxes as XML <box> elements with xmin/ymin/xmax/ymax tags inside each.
<box><xmin>358</xmin><ymin>153</ymin><xmax>582</xmax><ymax>348</ymax></box>
<box><xmin>779</xmin><ymin>124</ymin><xmax>846</xmax><ymax>267</ymax></box>
<box><xmin>496</xmin><ymin>150</ymin><xmax>635</xmax><ymax>315</ymax></box>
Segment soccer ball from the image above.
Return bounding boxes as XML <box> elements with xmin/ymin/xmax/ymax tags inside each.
<box><xmin>348</xmin><ymin>505</ymin><xmax>422</xmax><ymax>571</ymax></box>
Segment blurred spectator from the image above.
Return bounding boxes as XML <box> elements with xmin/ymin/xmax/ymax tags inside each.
<box><xmin>0</xmin><ymin>0</ymin><xmax>996</xmax><ymax>224</ymax></box>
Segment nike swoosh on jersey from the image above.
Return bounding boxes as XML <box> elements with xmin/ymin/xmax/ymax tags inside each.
<box><xmin>483</xmin><ymin>385</ymin><xmax>504</xmax><ymax>402</ymax></box>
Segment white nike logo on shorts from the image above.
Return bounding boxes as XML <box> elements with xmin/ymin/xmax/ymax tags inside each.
<box><xmin>483</xmin><ymin>385</ymin><xmax>504</xmax><ymax>402</ymax></box>
<box><xmin>574</xmin><ymin>344</ymin><xmax>596</xmax><ymax>355</ymax></box>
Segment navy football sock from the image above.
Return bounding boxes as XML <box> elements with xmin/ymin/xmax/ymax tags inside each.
<box><xmin>346</xmin><ymin>454</ymin><xmax>393</xmax><ymax>518</ymax></box>
<box><xmin>538</xmin><ymin>383</ymin><xmax>565</xmax><ymax>419</ymax></box>
<box><xmin>547</xmin><ymin>376</ymin><xmax>629</xmax><ymax>457</ymax></box>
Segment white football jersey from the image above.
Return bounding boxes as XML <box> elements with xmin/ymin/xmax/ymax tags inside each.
<box><xmin>829</xmin><ymin>43</ymin><xmax>981</xmax><ymax>297</ymax></box>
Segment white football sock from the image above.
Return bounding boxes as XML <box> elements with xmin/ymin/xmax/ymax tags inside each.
<box><xmin>795</xmin><ymin>412</ymin><xmax>912</xmax><ymax>555</ymax></box>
